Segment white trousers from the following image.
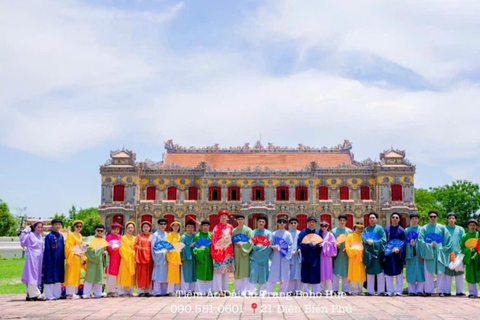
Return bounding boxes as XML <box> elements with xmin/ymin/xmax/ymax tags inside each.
<box><xmin>180</xmin><ymin>269</ymin><xmax>196</xmax><ymax>292</ymax></box>
<box><xmin>468</xmin><ymin>283</ymin><xmax>480</xmax><ymax>296</ymax></box>
<box><xmin>153</xmin><ymin>281</ymin><xmax>167</xmax><ymax>295</ymax></box>
<box><xmin>27</xmin><ymin>284</ymin><xmax>41</xmax><ymax>298</ymax></box>
<box><xmin>234</xmin><ymin>278</ymin><xmax>250</xmax><ymax>294</ymax></box>
<box><xmin>65</xmin><ymin>285</ymin><xmax>77</xmax><ymax>296</ymax></box>
<box><xmin>443</xmin><ymin>274</ymin><xmax>464</xmax><ymax>294</ymax></box>
<box><xmin>196</xmin><ymin>280</ymin><xmax>213</xmax><ymax>294</ymax></box>
<box><xmin>302</xmin><ymin>283</ymin><xmax>320</xmax><ymax>294</ymax></box>
<box><xmin>106</xmin><ymin>274</ymin><xmax>117</xmax><ymax>293</ymax></box>
<box><xmin>266</xmin><ymin>281</ymin><xmax>289</xmax><ymax>293</ymax></box>
<box><xmin>213</xmin><ymin>273</ymin><xmax>229</xmax><ymax>292</ymax></box>
<box><xmin>83</xmin><ymin>282</ymin><xmax>103</xmax><ymax>298</ymax></box>
<box><xmin>118</xmin><ymin>286</ymin><xmax>133</xmax><ymax>295</ymax></box>
<box><xmin>367</xmin><ymin>273</ymin><xmax>385</xmax><ymax>294</ymax></box>
<box><xmin>424</xmin><ymin>265</ymin><xmax>445</xmax><ymax>294</ymax></box>
<box><xmin>332</xmin><ymin>275</ymin><xmax>350</xmax><ymax>293</ymax></box>
<box><xmin>350</xmin><ymin>282</ymin><xmax>363</xmax><ymax>295</ymax></box>
<box><xmin>320</xmin><ymin>280</ymin><xmax>332</xmax><ymax>292</ymax></box>
<box><xmin>44</xmin><ymin>283</ymin><xmax>62</xmax><ymax>300</ymax></box>
<box><xmin>167</xmin><ymin>282</ymin><xmax>180</xmax><ymax>294</ymax></box>
<box><xmin>407</xmin><ymin>282</ymin><xmax>424</xmax><ymax>294</ymax></box>
<box><xmin>288</xmin><ymin>280</ymin><xmax>302</xmax><ymax>292</ymax></box>
<box><xmin>385</xmin><ymin>274</ymin><xmax>403</xmax><ymax>294</ymax></box>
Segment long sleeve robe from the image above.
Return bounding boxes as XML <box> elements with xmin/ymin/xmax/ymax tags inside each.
<box><xmin>43</xmin><ymin>231</ymin><xmax>65</xmax><ymax>284</ymax></box>
<box><xmin>320</xmin><ymin>231</ymin><xmax>337</xmax><ymax>282</ymax></box>
<box><xmin>268</xmin><ymin>229</ymin><xmax>293</xmax><ymax>283</ymax></box>
<box><xmin>345</xmin><ymin>233</ymin><xmax>366</xmax><ymax>283</ymax></box>
<box><xmin>461</xmin><ymin>231</ymin><xmax>480</xmax><ymax>284</ymax></box>
<box><xmin>193</xmin><ymin>231</ymin><xmax>213</xmax><ymax>281</ymax></box>
<box><xmin>117</xmin><ymin>234</ymin><xmax>136</xmax><ymax>287</ymax></box>
<box><xmin>211</xmin><ymin>223</ymin><xmax>234</xmax><ymax>274</ymax></box>
<box><xmin>233</xmin><ymin>225</ymin><xmax>254</xmax><ymax>280</ymax></box>
<box><xmin>249</xmin><ymin>229</ymin><xmax>272</xmax><ymax>285</ymax></box>
<box><xmin>151</xmin><ymin>230</ymin><xmax>168</xmax><ymax>283</ymax></box>
<box><xmin>64</xmin><ymin>232</ymin><xmax>84</xmax><ymax>288</ymax></box>
<box><xmin>135</xmin><ymin>233</ymin><xmax>153</xmax><ymax>289</ymax></box>
<box><xmin>106</xmin><ymin>233</ymin><xmax>121</xmax><ymax>276</ymax></box>
<box><xmin>405</xmin><ymin>225</ymin><xmax>425</xmax><ymax>283</ymax></box>
<box><xmin>20</xmin><ymin>228</ymin><xmax>44</xmax><ymax>286</ymax></box>
<box><xmin>180</xmin><ymin>233</ymin><xmax>196</xmax><ymax>283</ymax></box>
<box><xmin>288</xmin><ymin>229</ymin><xmax>302</xmax><ymax>281</ymax></box>
<box><xmin>85</xmin><ymin>245</ymin><xmax>107</xmax><ymax>284</ymax></box>
<box><xmin>362</xmin><ymin>224</ymin><xmax>386</xmax><ymax>275</ymax></box>
<box><xmin>418</xmin><ymin>223</ymin><xmax>453</xmax><ymax>275</ymax></box>
<box><xmin>444</xmin><ymin>225</ymin><xmax>465</xmax><ymax>277</ymax></box>
<box><xmin>332</xmin><ymin>227</ymin><xmax>352</xmax><ymax>278</ymax></box>
<box><xmin>166</xmin><ymin>232</ymin><xmax>181</xmax><ymax>284</ymax></box>
<box><xmin>298</xmin><ymin>228</ymin><xmax>322</xmax><ymax>284</ymax></box>
<box><xmin>384</xmin><ymin>225</ymin><xmax>406</xmax><ymax>276</ymax></box>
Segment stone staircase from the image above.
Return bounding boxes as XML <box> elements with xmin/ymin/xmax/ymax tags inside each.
<box><xmin>0</xmin><ymin>237</ymin><xmax>24</xmax><ymax>259</ymax></box>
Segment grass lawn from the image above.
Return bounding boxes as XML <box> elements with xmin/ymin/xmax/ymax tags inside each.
<box><xmin>0</xmin><ymin>258</ymin><xmax>25</xmax><ymax>294</ymax></box>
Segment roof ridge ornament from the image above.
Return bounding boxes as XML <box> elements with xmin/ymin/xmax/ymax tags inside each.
<box><xmin>163</xmin><ymin>139</ymin><xmax>353</xmax><ymax>154</ymax></box>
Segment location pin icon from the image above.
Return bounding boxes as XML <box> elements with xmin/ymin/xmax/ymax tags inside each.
<box><xmin>251</xmin><ymin>303</ymin><xmax>258</xmax><ymax>313</ymax></box>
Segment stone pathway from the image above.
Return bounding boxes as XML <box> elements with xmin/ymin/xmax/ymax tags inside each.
<box><xmin>1</xmin><ymin>294</ymin><xmax>480</xmax><ymax>320</ymax></box>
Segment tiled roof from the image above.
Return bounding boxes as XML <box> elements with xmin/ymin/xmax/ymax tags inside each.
<box><xmin>163</xmin><ymin>152</ymin><xmax>353</xmax><ymax>170</ymax></box>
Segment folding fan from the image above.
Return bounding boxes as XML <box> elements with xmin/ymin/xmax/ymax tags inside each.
<box><xmin>406</xmin><ymin>231</ymin><xmax>418</xmax><ymax>243</ymax></box>
<box><xmin>108</xmin><ymin>239</ymin><xmax>121</xmax><ymax>249</ymax></box>
<box><xmin>173</xmin><ymin>242</ymin><xmax>186</xmax><ymax>251</ymax></box>
<box><xmin>361</xmin><ymin>231</ymin><xmax>380</xmax><ymax>242</ymax></box>
<box><xmin>350</xmin><ymin>242</ymin><xmax>364</xmax><ymax>250</ymax></box>
<box><xmin>424</xmin><ymin>233</ymin><xmax>444</xmax><ymax>244</ymax></box>
<box><xmin>251</xmin><ymin>235</ymin><xmax>271</xmax><ymax>246</ymax></box>
<box><xmin>384</xmin><ymin>239</ymin><xmax>405</xmax><ymax>256</ymax></box>
<box><xmin>465</xmin><ymin>238</ymin><xmax>477</xmax><ymax>248</ymax></box>
<box><xmin>335</xmin><ymin>234</ymin><xmax>347</xmax><ymax>244</ymax></box>
<box><xmin>153</xmin><ymin>240</ymin><xmax>174</xmax><ymax>252</ymax></box>
<box><xmin>88</xmin><ymin>237</ymin><xmax>109</xmax><ymax>249</ymax></box>
<box><xmin>193</xmin><ymin>238</ymin><xmax>212</xmax><ymax>248</ymax></box>
<box><xmin>232</xmin><ymin>234</ymin><xmax>249</xmax><ymax>243</ymax></box>
<box><xmin>301</xmin><ymin>234</ymin><xmax>323</xmax><ymax>245</ymax></box>
<box><xmin>274</xmin><ymin>237</ymin><xmax>288</xmax><ymax>257</ymax></box>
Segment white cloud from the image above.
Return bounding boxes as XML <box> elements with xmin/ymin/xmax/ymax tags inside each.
<box><xmin>245</xmin><ymin>0</ymin><xmax>480</xmax><ymax>83</ymax></box>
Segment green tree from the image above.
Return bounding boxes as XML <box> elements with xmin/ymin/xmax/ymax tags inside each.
<box><xmin>0</xmin><ymin>200</ymin><xmax>17</xmax><ymax>236</ymax></box>
<box><xmin>414</xmin><ymin>188</ymin><xmax>446</xmax><ymax>225</ymax></box>
<box><xmin>75</xmin><ymin>207</ymin><xmax>100</xmax><ymax>236</ymax></box>
<box><xmin>431</xmin><ymin>180</ymin><xmax>480</xmax><ymax>227</ymax></box>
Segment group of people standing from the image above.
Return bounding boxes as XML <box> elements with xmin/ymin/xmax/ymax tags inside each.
<box><xmin>19</xmin><ymin>209</ymin><xmax>480</xmax><ymax>301</ymax></box>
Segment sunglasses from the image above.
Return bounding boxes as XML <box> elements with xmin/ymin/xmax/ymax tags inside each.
<box><xmin>320</xmin><ymin>225</ymin><xmax>328</xmax><ymax>228</ymax></box>
<box><xmin>278</xmin><ymin>221</ymin><xmax>287</xmax><ymax>224</ymax></box>
<box><xmin>159</xmin><ymin>223</ymin><xmax>167</xmax><ymax>226</ymax></box>
<box><xmin>289</xmin><ymin>222</ymin><xmax>297</xmax><ymax>224</ymax></box>
<box><xmin>96</xmin><ymin>229</ymin><xmax>105</xmax><ymax>233</ymax></box>
<box><xmin>75</xmin><ymin>225</ymin><xmax>83</xmax><ymax>228</ymax></box>
<box><xmin>391</xmin><ymin>216</ymin><xmax>400</xmax><ymax>220</ymax></box>
<box><xmin>429</xmin><ymin>216</ymin><xmax>437</xmax><ymax>218</ymax></box>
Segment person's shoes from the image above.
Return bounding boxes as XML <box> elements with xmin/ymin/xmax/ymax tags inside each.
<box><xmin>416</xmin><ymin>292</ymin><xmax>424</xmax><ymax>296</ymax></box>
<box><xmin>365</xmin><ymin>292</ymin><xmax>373</xmax><ymax>296</ymax></box>
<box><xmin>394</xmin><ymin>292</ymin><xmax>402</xmax><ymax>296</ymax></box>
<box><xmin>138</xmin><ymin>293</ymin><xmax>145</xmax><ymax>297</ymax></box>
<box><xmin>456</xmin><ymin>293</ymin><xmax>465</xmax><ymax>296</ymax></box>
<box><xmin>385</xmin><ymin>293</ymin><xmax>392</xmax><ymax>297</ymax></box>
<box><xmin>444</xmin><ymin>293</ymin><xmax>451</xmax><ymax>296</ymax></box>
<box><xmin>468</xmin><ymin>294</ymin><xmax>476</xmax><ymax>298</ymax></box>
<box><xmin>408</xmin><ymin>293</ymin><xmax>415</xmax><ymax>296</ymax></box>
<box><xmin>333</xmin><ymin>291</ymin><xmax>339</xmax><ymax>295</ymax></box>
<box><xmin>425</xmin><ymin>293</ymin><xmax>431</xmax><ymax>297</ymax></box>
<box><xmin>439</xmin><ymin>293</ymin><xmax>445</xmax><ymax>297</ymax></box>
<box><xmin>345</xmin><ymin>292</ymin><xmax>352</xmax><ymax>296</ymax></box>
<box><xmin>145</xmin><ymin>293</ymin><xmax>152</xmax><ymax>297</ymax></box>
<box><xmin>82</xmin><ymin>295</ymin><xmax>90</xmax><ymax>299</ymax></box>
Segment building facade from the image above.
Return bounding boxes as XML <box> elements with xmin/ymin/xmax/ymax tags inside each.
<box><xmin>99</xmin><ymin>140</ymin><xmax>416</xmax><ymax>232</ymax></box>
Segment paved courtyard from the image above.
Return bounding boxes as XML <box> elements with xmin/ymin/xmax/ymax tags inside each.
<box><xmin>0</xmin><ymin>294</ymin><xmax>479</xmax><ymax>320</ymax></box>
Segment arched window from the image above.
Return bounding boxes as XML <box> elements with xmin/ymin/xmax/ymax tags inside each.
<box><xmin>346</xmin><ymin>213</ymin><xmax>354</xmax><ymax>229</ymax></box>
<box><xmin>360</xmin><ymin>186</ymin><xmax>370</xmax><ymax>200</ymax></box>
<box><xmin>339</xmin><ymin>186</ymin><xmax>349</xmax><ymax>200</ymax></box>
<box><xmin>297</xmin><ymin>214</ymin><xmax>307</xmax><ymax>230</ymax></box>
<box><xmin>295</xmin><ymin>186</ymin><xmax>308</xmax><ymax>201</ymax></box>
<box><xmin>164</xmin><ymin>214</ymin><xmax>175</xmax><ymax>232</ymax></box>
<box><xmin>363</xmin><ymin>213</ymin><xmax>370</xmax><ymax>228</ymax></box>
<box><xmin>188</xmin><ymin>186</ymin><xmax>199</xmax><ymax>201</ymax></box>
<box><xmin>146</xmin><ymin>186</ymin><xmax>156</xmax><ymax>201</ymax></box>
<box><xmin>318</xmin><ymin>186</ymin><xmax>329</xmax><ymax>200</ymax></box>
<box><xmin>320</xmin><ymin>214</ymin><xmax>332</xmax><ymax>231</ymax></box>
<box><xmin>391</xmin><ymin>184</ymin><xmax>403</xmax><ymax>201</ymax></box>
<box><xmin>209</xmin><ymin>214</ymin><xmax>220</xmax><ymax>231</ymax></box>
<box><xmin>113</xmin><ymin>184</ymin><xmax>125</xmax><ymax>202</ymax></box>
<box><xmin>141</xmin><ymin>214</ymin><xmax>153</xmax><ymax>226</ymax></box>
<box><xmin>228</xmin><ymin>186</ymin><xmax>241</xmax><ymax>201</ymax></box>
<box><xmin>167</xmin><ymin>186</ymin><xmax>177</xmax><ymax>201</ymax></box>
<box><xmin>208</xmin><ymin>186</ymin><xmax>221</xmax><ymax>201</ymax></box>
<box><xmin>252</xmin><ymin>186</ymin><xmax>265</xmax><ymax>201</ymax></box>
<box><xmin>276</xmin><ymin>186</ymin><xmax>289</xmax><ymax>201</ymax></box>
<box><xmin>185</xmin><ymin>214</ymin><xmax>197</xmax><ymax>231</ymax></box>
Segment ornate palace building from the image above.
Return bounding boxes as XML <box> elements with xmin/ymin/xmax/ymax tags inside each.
<box><xmin>99</xmin><ymin>140</ymin><xmax>416</xmax><ymax>232</ymax></box>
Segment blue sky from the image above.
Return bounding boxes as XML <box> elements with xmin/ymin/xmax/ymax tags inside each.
<box><xmin>1</xmin><ymin>0</ymin><xmax>479</xmax><ymax>218</ymax></box>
